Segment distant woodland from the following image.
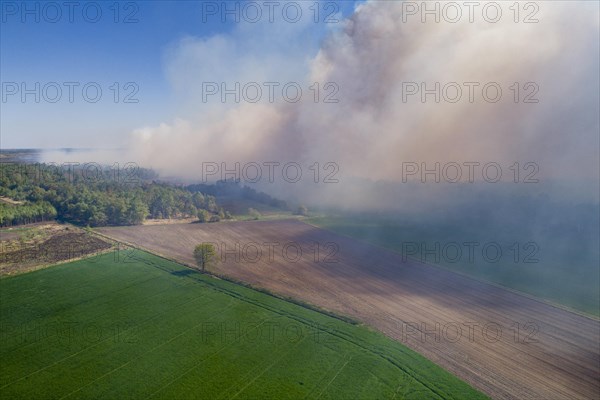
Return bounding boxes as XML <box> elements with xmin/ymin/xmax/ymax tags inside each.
<box><xmin>0</xmin><ymin>163</ymin><xmax>286</xmax><ymax>227</ymax></box>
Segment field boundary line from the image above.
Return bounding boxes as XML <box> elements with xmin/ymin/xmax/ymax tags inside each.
<box><xmin>195</xmin><ymin>274</ymin><xmax>450</xmax><ymax>399</ymax></box>
<box><xmin>94</xmin><ymin>229</ymin><xmax>362</xmax><ymax>325</ymax></box>
<box><xmin>139</xmin><ymin>247</ymin><xmax>454</xmax><ymax>398</ymax></box>
<box><xmin>120</xmin><ymin>246</ymin><xmax>455</xmax><ymax>398</ymax></box>
<box><xmin>90</xmin><ymin>235</ymin><xmax>465</xmax><ymax>399</ymax></box>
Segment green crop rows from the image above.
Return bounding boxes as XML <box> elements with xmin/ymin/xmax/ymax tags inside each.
<box><xmin>0</xmin><ymin>250</ymin><xmax>486</xmax><ymax>399</ymax></box>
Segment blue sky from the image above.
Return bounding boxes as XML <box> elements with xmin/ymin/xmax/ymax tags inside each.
<box><xmin>1</xmin><ymin>0</ymin><xmax>357</xmax><ymax>148</ymax></box>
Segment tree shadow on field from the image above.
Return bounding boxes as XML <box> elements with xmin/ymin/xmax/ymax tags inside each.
<box><xmin>170</xmin><ymin>269</ymin><xmax>196</xmax><ymax>277</ymax></box>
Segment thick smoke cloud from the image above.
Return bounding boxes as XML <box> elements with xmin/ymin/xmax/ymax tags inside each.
<box><xmin>121</xmin><ymin>0</ymin><xmax>598</xmax><ymax>208</ymax></box>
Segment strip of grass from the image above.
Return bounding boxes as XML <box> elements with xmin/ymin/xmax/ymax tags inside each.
<box><xmin>0</xmin><ymin>250</ymin><xmax>486</xmax><ymax>399</ymax></box>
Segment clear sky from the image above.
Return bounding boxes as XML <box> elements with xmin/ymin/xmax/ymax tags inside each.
<box><xmin>1</xmin><ymin>0</ymin><xmax>357</xmax><ymax>149</ymax></box>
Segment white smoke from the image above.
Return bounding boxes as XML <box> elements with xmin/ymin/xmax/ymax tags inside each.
<box><xmin>124</xmin><ymin>0</ymin><xmax>599</xmax><ymax>205</ymax></box>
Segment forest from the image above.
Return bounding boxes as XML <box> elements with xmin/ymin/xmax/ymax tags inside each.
<box><xmin>0</xmin><ymin>163</ymin><xmax>224</xmax><ymax>227</ymax></box>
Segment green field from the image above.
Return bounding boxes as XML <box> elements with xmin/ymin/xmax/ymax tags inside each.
<box><xmin>0</xmin><ymin>250</ymin><xmax>485</xmax><ymax>399</ymax></box>
<box><xmin>308</xmin><ymin>216</ymin><xmax>600</xmax><ymax>317</ymax></box>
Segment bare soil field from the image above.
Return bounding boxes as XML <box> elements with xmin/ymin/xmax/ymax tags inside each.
<box><xmin>0</xmin><ymin>223</ymin><xmax>113</xmax><ymax>275</ymax></box>
<box><xmin>98</xmin><ymin>219</ymin><xmax>600</xmax><ymax>400</ymax></box>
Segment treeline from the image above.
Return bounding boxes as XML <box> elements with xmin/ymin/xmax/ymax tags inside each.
<box><xmin>0</xmin><ymin>163</ymin><xmax>221</xmax><ymax>227</ymax></box>
<box><xmin>187</xmin><ymin>179</ymin><xmax>288</xmax><ymax>210</ymax></box>
<box><xmin>0</xmin><ymin>201</ymin><xmax>57</xmax><ymax>227</ymax></box>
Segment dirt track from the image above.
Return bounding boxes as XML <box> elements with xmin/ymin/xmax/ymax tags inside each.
<box><xmin>98</xmin><ymin>220</ymin><xmax>600</xmax><ymax>400</ymax></box>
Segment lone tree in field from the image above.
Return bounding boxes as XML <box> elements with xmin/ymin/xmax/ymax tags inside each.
<box><xmin>193</xmin><ymin>243</ymin><xmax>217</xmax><ymax>272</ymax></box>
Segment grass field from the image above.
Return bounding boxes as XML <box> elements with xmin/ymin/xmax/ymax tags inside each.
<box><xmin>0</xmin><ymin>250</ymin><xmax>485</xmax><ymax>399</ymax></box>
<box><xmin>307</xmin><ymin>216</ymin><xmax>600</xmax><ymax>316</ymax></box>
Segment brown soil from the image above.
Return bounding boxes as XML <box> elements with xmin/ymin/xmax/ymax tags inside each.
<box><xmin>1</xmin><ymin>224</ymin><xmax>113</xmax><ymax>275</ymax></box>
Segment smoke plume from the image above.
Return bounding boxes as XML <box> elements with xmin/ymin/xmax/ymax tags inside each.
<box><xmin>123</xmin><ymin>0</ymin><xmax>599</xmax><ymax>208</ymax></box>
